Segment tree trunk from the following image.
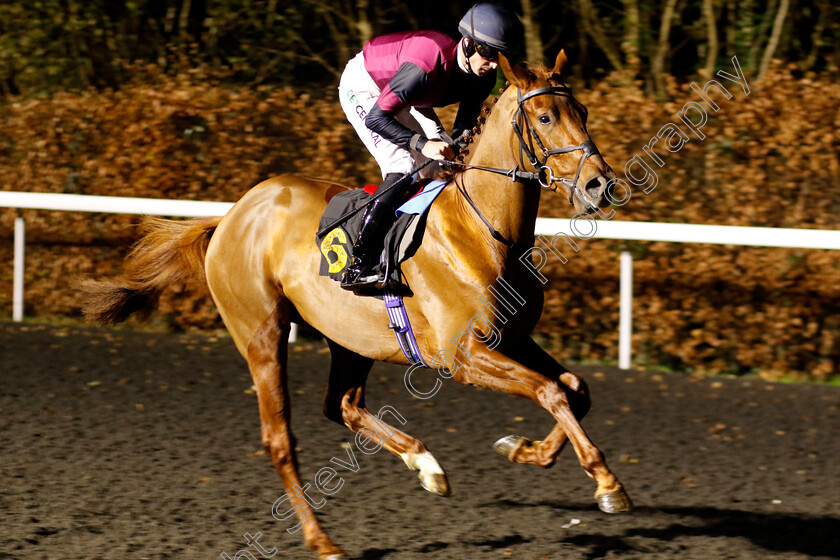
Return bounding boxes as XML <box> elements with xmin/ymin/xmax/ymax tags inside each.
<box><xmin>702</xmin><ymin>0</ymin><xmax>718</xmax><ymax>76</ymax></box>
<box><xmin>652</xmin><ymin>0</ymin><xmax>679</xmax><ymax>98</ymax></box>
<box><xmin>179</xmin><ymin>0</ymin><xmax>192</xmax><ymax>41</ymax></box>
<box><xmin>355</xmin><ymin>0</ymin><xmax>373</xmax><ymax>48</ymax></box>
<box><xmin>165</xmin><ymin>6</ymin><xmax>177</xmax><ymax>36</ymax></box>
<box><xmin>205</xmin><ymin>3</ymin><xmax>219</xmax><ymax>63</ymax></box>
<box><xmin>576</xmin><ymin>0</ymin><xmax>625</xmax><ymax>71</ymax></box>
<box><xmin>0</xmin><ymin>73</ymin><xmax>10</xmax><ymax>98</ymax></box>
<box><xmin>63</xmin><ymin>0</ymin><xmax>92</xmax><ymax>88</ymax></box>
<box><xmin>394</xmin><ymin>1</ymin><xmax>419</xmax><ymax>31</ymax></box>
<box><xmin>639</xmin><ymin>0</ymin><xmax>655</xmax><ymax>94</ymax></box>
<box><xmin>317</xmin><ymin>4</ymin><xmax>351</xmax><ymax>73</ymax></box>
<box><xmin>266</xmin><ymin>0</ymin><xmax>278</xmax><ymax>27</ymax></box>
<box><xmin>520</xmin><ymin>0</ymin><xmax>546</xmax><ymax>66</ymax></box>
<box><xmin>622</xmin><ymin>0</ymin><xmax>641</xmax><ymax>74</ymax></box>
<box><xmin>748</xmin><ymin>0</ymin><xmax>776</xmax><ymax>72</ymax></box>
<box><xmin>758</xmin><ymin>0</ymin><xmax>790</xmax><ymax>81</ymax></box>
<box><xmin>576</xmin><ymin>7</ymin><xmax>589</xmax><ymax>85</ymax></box>
<box><xmin>801</xmin><ymin>0</ymin><xmax>828</xmax><ymax>71</ymax></box>
<box><xmin>725</xmin><ymin>0</ymin><xmax>734</xmax><ymax>56</ymax></box>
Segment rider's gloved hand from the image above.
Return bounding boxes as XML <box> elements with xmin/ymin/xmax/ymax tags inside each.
<box><xmin>421</xmin><ymin>140</ymin><xmax>455</xmax><ymax>161</ymax></box>
<box><xmin>452</xmin><ymin>130</ymin><xmax>471</xmax><ymax>150</ymax></box>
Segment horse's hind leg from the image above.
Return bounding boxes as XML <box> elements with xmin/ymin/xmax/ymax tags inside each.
<box><xmin>243</xmin><ymin>302</ymin><xmax>346</xmax><ymax>559</ymax></box>
<box><xmin>493</xmin><ymin>336</ymin><xmax>591</xmax><ymax>468</ymax></box>
<box><xmin>323</xmin><ymin>340</ymin><xmax>451</xmax><ymax>496</ymax></box>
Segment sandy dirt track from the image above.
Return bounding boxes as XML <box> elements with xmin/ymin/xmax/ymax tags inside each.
<box><xmin>1</xmin><ymin>322</ymin><xmax>838</xmax><ymax>560</ymax></box>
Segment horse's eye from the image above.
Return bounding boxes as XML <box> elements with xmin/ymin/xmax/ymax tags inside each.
<box><xmin>538</xmin><ymin>115</ymin><xmax>552</xmax><ymax>125</ymax></box>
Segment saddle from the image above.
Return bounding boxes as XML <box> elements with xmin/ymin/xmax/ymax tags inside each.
<box><xmin>315</xmin><ymin>181</ymin><xmax>447</xmax><ymax>294</ymax></box>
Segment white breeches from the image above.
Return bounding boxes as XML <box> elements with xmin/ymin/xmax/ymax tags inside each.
<box><xmin>338</xmin><ymin>52</ymin><xmax>443</xmax><ymax>179</ymax></box>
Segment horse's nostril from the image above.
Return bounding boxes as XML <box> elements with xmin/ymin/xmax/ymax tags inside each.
<box><xmin>585</xmin><ymin>177</ymin><xmax>604</xmax><ymax>196</ymax></box>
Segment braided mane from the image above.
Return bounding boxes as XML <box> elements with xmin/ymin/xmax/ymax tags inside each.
<box><xmin>456</xmin><ymin>95</ymin><xmax>498</xmax><ymax>166</ymax></box>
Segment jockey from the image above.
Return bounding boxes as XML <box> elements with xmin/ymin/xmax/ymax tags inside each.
<box><xmin>338</xmin><ymin>2</ymin><xmax>523</xmax><ymax>292</ymax></box>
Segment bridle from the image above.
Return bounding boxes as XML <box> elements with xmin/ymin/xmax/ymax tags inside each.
<box><xmin>447</xmin><ymin>84</ymin><xmax>604</xmax><ymax>247</ymax></box>
<box><xmin>511</xmin><ymin>85</ymin><xmax>600</xmax><ymax>206</ymax></box>
<box><xmin>450</xmin><ymin>84</ymin><xmax>602</xmax><ymax>208</ymax></box>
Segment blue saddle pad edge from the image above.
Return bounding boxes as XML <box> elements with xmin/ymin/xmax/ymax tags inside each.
<box><xmin>395</xmin><ymin>180</ymin><xmax>448</xmax><ymax>217</ymax></box>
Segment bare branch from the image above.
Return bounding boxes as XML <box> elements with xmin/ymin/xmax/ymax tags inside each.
<box><xmin>758</xmin><ymin>0</ymin><xmax>790</xmax><ymax>81</ymax></box>
<box><xmin>576</xmin><ymin>0</ymin><xmax>625</xmax><ymax>71</ymax></box>
<box><xmin>652</xmin><ymin>0</ymin><xmax>679</xmax><ymax>98</ymax></box>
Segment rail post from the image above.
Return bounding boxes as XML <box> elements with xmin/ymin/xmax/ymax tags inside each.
<box><xmin>619</xmin><ymin>251</ymin><xmax>633</xmax><ymax>369</ymax></box>
<box><xmin>13</xmin><ymin>216</ymin><xmax>24</xmax><ymax>322</ymax></box>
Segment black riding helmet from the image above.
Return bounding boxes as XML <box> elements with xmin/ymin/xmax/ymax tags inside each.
<box><xmin>458</xmin><ymin>2</ymin><xmax>523</xmax><ymax>60</ymax></box>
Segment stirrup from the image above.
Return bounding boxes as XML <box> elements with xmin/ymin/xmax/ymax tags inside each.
<box><xmin>340</xmin><ymin>268</ymin><xmax>385</xmax><ymax>292</ymax></box>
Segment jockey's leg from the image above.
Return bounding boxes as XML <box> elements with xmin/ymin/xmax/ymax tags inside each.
<box><xmin>340</xmin><ymin>173</ymin><xmax>420</xmax><ymax>292</ymax></box>
<box><xmin>338</xmin><ymin>54</ymin><xmax>435</xmax><ymax>293</ymax></box>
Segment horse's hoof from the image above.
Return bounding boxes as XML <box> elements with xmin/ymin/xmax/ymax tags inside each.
<box><xmin>419</xmin><ymin>471</ymin><xmax>451</xmax><ymax>497</ymax></box>
<box><xmin>401</xmin><ymin>451</ymin><xmax>450</xmax><ymax>496</ymax></box>
<box><xmin>596</xmin><ymin>487</ymin><xmax>633</xmax><ymax>513</ymax></box>
<box><xmin>493</xmin><ymin>435</ymin><xmax>530</xmax><ymax>461</ymax></box>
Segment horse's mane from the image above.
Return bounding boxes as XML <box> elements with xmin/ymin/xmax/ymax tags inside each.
<box><xmin>456</xmin><ymin>99</ymin><xmax>495</xmax><ymax>166</ymax></box>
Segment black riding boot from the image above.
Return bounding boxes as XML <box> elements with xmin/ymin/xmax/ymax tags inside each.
<box><xmin>340</xmin><ymin>173</ymin><xmax>418</xmax><ymax>292</ymax></box>
<box><xmin>340</xmin><ymin>198</ymin><xmax>396</xmax><ymax>291</ymax></box>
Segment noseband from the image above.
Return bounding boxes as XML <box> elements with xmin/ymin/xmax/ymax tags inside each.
<box><xmin>512</xmin><ymin>86</ymin><xmax>600</xmax><ymax>206</ymax></box>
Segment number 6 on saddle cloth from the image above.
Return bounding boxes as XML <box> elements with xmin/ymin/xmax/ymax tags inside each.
<box><xmin>315</xmin><ymin>179</ymin><xmax>448</xmax><ymax>294</ymax></box>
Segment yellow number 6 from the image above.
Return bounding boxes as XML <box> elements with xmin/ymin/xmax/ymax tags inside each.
<box><xmin>320</xmin><ymin>228</ymin><xmax>349</xmax><ymax>273</ymax></box>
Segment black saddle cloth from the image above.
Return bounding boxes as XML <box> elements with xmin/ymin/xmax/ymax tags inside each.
<box><xmin>315</xmin><ymin>188</ymin><xmax>428</xmax><ymax>289</ymax></box>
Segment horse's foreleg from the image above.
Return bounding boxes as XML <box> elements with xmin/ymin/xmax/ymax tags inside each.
<box><xmin>323</xmin><ymin>340</ymin><xmax>451</xmax><ymax>497</ymax></box>
<box><xmin>453</xmin><ymin>337</ymin><xmax>631</xmax><ymax>513</ymax></box>
<box><xmin>249</xmin><ymin>305</ymin><xmax>346</xmax><ymax>559</ymax></box>
<box><xmin>493</xmin><ymin>337</ymin><xmax>590</xmax><ymax>468</ymax></box>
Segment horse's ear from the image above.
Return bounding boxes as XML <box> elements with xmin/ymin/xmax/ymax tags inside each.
<box><xmin>550</xmin><ymin>49</ymin><xmax>569</xmax><ymax>83</ymax></box>
<box><xmin>500</xmin><ymin>53</ymin><xmax>531</xmax><ymax>90</ymax></box>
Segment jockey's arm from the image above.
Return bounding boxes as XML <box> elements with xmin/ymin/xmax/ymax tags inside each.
<box><xmin>414</xmin><ymin>107</ymin><xmax>455</xmax><ymax>160</ymax></box>
<box><xmin>365</xmin><ymin>62</ymin><xmax>452</xmax><ymax>158</ymax></box>
<box><xmin>411</xmin><ymin>107</ymin><xmax>446</xmax><ymax>140</ymax></box>
<box><xmin>409</xmin><ymin>107</ymin><xmax>453</xmax><ymax>159</ymax></box>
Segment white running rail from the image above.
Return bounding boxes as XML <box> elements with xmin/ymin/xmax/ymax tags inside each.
<box><xmin>5</xmin><ymin>191</ymin><xmax>840</xmax><ymax>366</ymax></box>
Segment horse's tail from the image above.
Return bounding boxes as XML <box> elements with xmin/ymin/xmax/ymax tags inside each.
<box><xmin>81</xmin><ymin>216</ymin><xmax>221</xmax><ymax>325</ymax></box>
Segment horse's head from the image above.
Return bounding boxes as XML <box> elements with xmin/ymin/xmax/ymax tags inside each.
<box><xmin>498</xmin><ymin>51</ymin><xmax>614</xmax><ymax>214</ymax></box>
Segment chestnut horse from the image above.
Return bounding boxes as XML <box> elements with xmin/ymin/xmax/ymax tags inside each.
<box><xmin>82</xmin><ymin>52</ymin><xmax>631</xmax><ymax>559</ymax></box>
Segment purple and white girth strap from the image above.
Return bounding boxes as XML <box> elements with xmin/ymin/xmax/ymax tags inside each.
<box><xmin>382</xmin><ymin>291</ymin><xmax>428</xmax><ymax>367</ymax></box>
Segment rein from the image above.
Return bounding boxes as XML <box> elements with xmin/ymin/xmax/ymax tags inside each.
<box><xmin>453</xmin><ymin>174</ymin><xmax>515</xmax><ymax>248</ymax></box>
